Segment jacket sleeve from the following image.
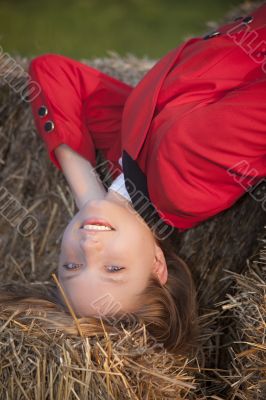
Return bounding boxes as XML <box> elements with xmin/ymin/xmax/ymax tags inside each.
<box><xmin>147</xmin><ymin>77</ymin><xmax>266</xmax><ymax>231</ymax></box>
<box><xmin>27</xmin><ymin>53</ymin><xmax>133</xmax><ymax>173</ymax></box>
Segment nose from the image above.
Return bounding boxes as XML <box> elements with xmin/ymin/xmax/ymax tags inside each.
<box><xmin>79</xmin><ymin>235</ymin><xmax>103</xmax><ymax>265</ymax></box>
<box><xmin>79</xmin><ymin>234</ymin><xmax>101</xmax><ymax>251</ymax></box>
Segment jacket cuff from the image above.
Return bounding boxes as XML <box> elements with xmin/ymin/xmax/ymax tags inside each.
<box><xmin>27</xmin><ymin>60</ymin><xmax>97</xmax><ymax>171</ymax></box>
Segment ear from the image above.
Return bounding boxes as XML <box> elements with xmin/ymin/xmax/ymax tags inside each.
<box><xmin>152</xmin><ymin>242</ymin><xmax>168</xmax><ymax>285</ymax></box>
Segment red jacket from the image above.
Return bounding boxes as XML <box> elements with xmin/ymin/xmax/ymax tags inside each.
<box><xmin>28</xmin><ymin>3</ymin><xmax>266</xmax><ymax>234</ymax></box>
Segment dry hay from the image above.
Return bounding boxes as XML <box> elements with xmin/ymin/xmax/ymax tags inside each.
<box><xmin>0</xmin><ymin>302</ymin><xmax>197</xmax><ymax>399</ymax></box>
<box><xmin>216</xmin><ymin>232</ymin><xmax>266</xmax><ymax>400</ymax></box>
<box><xmin>0</xmin><ymin>1</ymin><xmax>266</xmax><ymax>398</ymax></box>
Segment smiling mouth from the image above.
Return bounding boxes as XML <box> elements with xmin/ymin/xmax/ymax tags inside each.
<box><xmin>82</xmin><ymin>224</ymin><xmax>113</xmax><ymax>232</ymax></box>
<box><xmin>80</xmin><ymin>219</ymin><xmax>115</xmax><ymax>231</ymax></box>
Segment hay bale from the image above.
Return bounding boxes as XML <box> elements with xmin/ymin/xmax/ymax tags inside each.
<box><xmin>0</xmin><ymin>293</ymin><xmax>197</xmax><ymax>399</ymax></box>
<box><xmin>215</xmin><ymin>229</ymin><xmax>266</xmax><ymax>400</ymax></box>
<box><xmin>0</xmin><ymin>1</ymin><xmax>265</xmax><ymax>398</ymax></box>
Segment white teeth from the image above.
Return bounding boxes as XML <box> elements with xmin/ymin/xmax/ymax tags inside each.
<box><xmin>83</xmin><ymin>224</ymin><xmax>112</xmax><ymax>231</ymax></box>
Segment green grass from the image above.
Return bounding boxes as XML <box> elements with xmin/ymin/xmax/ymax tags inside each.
<box><xmin>0</xmin><ymin>0</ymin><xmax>244</xmax><ymax>59</ymax></box>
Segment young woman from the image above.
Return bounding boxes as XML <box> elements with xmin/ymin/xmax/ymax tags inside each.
<box><xmin>18</xmin><ymin>2</ymin><xmax>265</xmax><ymax>353</ymax></box>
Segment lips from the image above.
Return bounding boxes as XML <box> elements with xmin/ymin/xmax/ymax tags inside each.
<box><xmin>80</xmin><ymin>218</ymin><xmax>115</xmax><ymax>230</ymax></box>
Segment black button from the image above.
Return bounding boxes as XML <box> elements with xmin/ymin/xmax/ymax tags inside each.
<box><xmin>38</xmin><ymin>105</ymin><xmax>48</xmax><ymax>117</ymax></box>
<box><xmin>242</xmin><ymin>16</ymin><xmax>253</xmax><ymax>24</ymax></box>
<box><xmin>44</xmin><ymin>121</ymin><xmax>55</xmax><ymax>132</ymax></box>
<box><xmin>203</xmin><ymin>31</ymin><xmax>221</xmax><ymax>40</ymax></box>
<box><xmin>234</xmin><ymin>16</ymin><xmax>243</xmax><ymax>21</ymax></box>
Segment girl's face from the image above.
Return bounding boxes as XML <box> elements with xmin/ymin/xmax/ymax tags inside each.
<box><xmin>57</xmin><ymin>191</ymin><xmax>168</xmax><ymax>317</ymax></box>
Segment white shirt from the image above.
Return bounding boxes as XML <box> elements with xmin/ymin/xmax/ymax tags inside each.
<box><xmin>108</xmin><ymin>156</ymin><xmax>132</xmax><ymax>203</ymax></box>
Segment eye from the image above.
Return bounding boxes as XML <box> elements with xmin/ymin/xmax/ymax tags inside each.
<box><xmin>62</xmin><ymin>263</ymin><xmax>124</xmax><ymax>273</ymax></box>
<box><xmin>62</xmin><ymin>262</ymin><xmax>82</xmax><ymax>271</ymax></box>
<box><xmin>105</xmin><ymin>265</ymin><xmax>125</xmax><ymax>273</ymax></box>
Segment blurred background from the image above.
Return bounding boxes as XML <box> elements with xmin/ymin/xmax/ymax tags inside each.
<box><xmin>0</xmin><ymin>0</ymin><xmax>246</xmax><ymax>59</ymax></box>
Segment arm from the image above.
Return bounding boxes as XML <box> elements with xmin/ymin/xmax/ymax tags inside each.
<box><xmin>28</xmin><ymin>53</ymin><xmax>132</xmax><ymax>212</ymax></box>
<box><xmin>54</xmin><ymin>144</ymin><xmax>106</xmax><ymax>210</ymax></box>
<box><xmin>27</xmin><ymin>54</ymin><xmax>129</xmax><ymax>209</ymax></box>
